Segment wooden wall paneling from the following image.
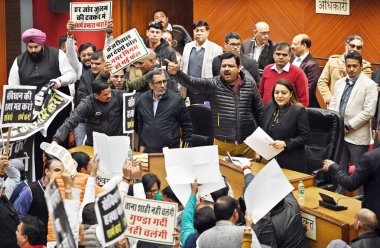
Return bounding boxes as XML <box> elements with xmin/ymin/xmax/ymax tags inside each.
<box><xmin>127</xmin><ymin>0</ymin><xmax>193</xmax><ymax>40</ymax></box>
<box><xmin>194</xmin><ymin>0</ymin><xmax>380</xmax><ymax>64</ymax></box>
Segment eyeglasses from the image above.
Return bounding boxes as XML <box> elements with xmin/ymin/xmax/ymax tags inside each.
<box><xmin>348</xmin><ymin>43</ymin><xmax>362</xmax><ymax>50</ymax></box>
<box><xmin>258</xmin><ymin>31</ymin><xmax>270</xmax><ymax>36</ymax></box>
<box><xmin>153</xmin><ymin>80</ymin><xmax>168</xmax><ymax>85</ymax></box>
<box><xmin>228</xmin><ymin>43</ymin><xmax>241</xmax><ymax>48</ymax></box>
<box><xmin>146</xmin><ymin>189</ymin><xmax>159</xmax><ymax>195</ymax></box>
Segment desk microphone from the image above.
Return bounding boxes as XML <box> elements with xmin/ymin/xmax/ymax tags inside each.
<box><xmin>318</xmin><ymin>193</ymin><xmax>348</xmax><ymax>211</ymax></box>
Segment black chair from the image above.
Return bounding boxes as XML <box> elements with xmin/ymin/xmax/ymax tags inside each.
<box><xmin>304</xmin><ymin>108</ymin><xmax>345</xmax><ymax>190</ymax></box>
<box><xmin>187</xmin><ymin>104</ymin><xmax>213</xmax><ymax>147</ymax></box>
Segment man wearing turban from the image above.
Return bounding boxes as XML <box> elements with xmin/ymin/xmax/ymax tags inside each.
<box><xmin>7</xmin><ymin>28</ymin><xmax>76</xmax><ymax>180</ymax></box>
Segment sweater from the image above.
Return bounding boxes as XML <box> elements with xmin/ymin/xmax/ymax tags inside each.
<box><xmin>259</xmin><ymin>63</ymin><xmax>309</xmax><ymax>107</ymax></box>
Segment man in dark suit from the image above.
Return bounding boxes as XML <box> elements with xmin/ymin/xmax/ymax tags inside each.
<box><xmin>323</xmin><ymin>147</ymin><xmax>380</xmax><ymax>236</ymax></box>
<box><xmin>291</xmin><ymin>34</ymin><xmax>321</xmax><ymax>107</ymax></box>
<box><xmin>241</xmin><ymin>22</ymin><xmax>275</xmax><ymax>74</ymax></box>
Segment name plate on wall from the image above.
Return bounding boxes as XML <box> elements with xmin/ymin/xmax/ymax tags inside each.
<box><xmin>316</xmin><ymin>0</ymin><xmax>350</xmax><ymax>15</ymax></box>
<box><xmin>301</xmin><ymin>212</ymin><xmax>317</xmax><ymax>240</ymax></box>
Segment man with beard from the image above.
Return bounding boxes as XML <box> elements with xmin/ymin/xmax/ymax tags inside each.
<box><xmin>8</xmin><ymin>28</ymin><xmax>76</xmax><ymax>179</ymax></box>
<box><xmin>145</xmin><ymin>21</ymin><xmax>177</xmax><ymax>67</ymax></box>
<box><xmin>167</xmin><ymin>52</ymin><xmax>263</xmax><ymax>158</ymax></box>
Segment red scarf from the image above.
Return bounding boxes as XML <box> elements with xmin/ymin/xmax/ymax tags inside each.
<box><xmin>231</xmin><ymin>76</ymin><xmax>242</xmax><ymax>93</ymax></box>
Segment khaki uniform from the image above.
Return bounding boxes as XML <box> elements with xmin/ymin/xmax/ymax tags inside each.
<box><xmin>317</xmin><ymin>54</ymin><xmax>372</xmax><ymax>103</ymax></box>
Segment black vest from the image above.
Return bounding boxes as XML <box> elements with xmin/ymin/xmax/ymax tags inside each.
<box><xmin>17</xmin><ymin>46</ymin><xmax>69</xmax><ymax>95</ymax></box>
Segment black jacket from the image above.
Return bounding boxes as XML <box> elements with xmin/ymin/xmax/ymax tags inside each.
<box><xmin>175</xmin><ymin>70</ymin><xmax>263</xmax><ymax>143</ymax></box>
<box><xmin>244</xmin><ymin>173</ymin><xmax>306</xmax><ymax>248</ymax></box>
<box><xmin>53</xmin><ymin>90</ymin><xmax>124</xmax><ymax>146</ymax></box>
<box><xmin>263</xmin><ymin>101</ymin><xmax>310</xmax><ymax>173</ymax></box>
<box><xmin>145</xmin><ymin>38</ymin><xmax>177</xmax><ymax>66</ymax></box>
<box><xmin>137</xmin><ymin>89</ymin><xmax>192</xmax><ymax>153</ymax></box>
<box><xmin>77</xmin><ymin>70</ymin><xmax>108</xmax><ymax>105</ymax></box>
<box><xmin>212</xmin><ymin>53</ymin><xmax>261</xmax><ymax>86</ymax></box>
<box><xmin>351</xmin><ymin>232</ymin><xmax>380</xmax><ymax>248</ymax></box>
<box><xmin>328</xmin><ymin>147</ymin><xmax>380</xmax><ymax>231</ymax></box>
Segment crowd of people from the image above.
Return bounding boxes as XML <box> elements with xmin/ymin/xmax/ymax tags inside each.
<box><xmin>1</xmin><ymin>8</ymin><xmax>380</xmax><ymax>248</ymax></box>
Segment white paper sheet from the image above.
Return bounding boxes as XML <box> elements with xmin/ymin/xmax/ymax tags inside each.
<box><xmin>93</xmin><ymin>132</ymin><xmax>130</xmax><ymax>175</ymax></box>
<box><xmin>244</xmin><ymin>159</ymin><xmax>294</xmax><ymax>224</ymax></box>
<box><xmin>164</xmin><ymin>146</ymin><xmax>225</xmax><ymax>206</ymax></box>
<box><xmin>244</xmin><ymin>127</ymin><xmax>284</xmax><ymax>160</ymax></box>
<box><xmin>163</xmin><ymin>145</ymin><xmax>221</xmax><ymax>184</ymax></box>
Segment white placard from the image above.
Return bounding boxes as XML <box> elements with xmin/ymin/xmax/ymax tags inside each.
<box><xmin>244</xmin><ymin>159</ymin><xmax>294</xmax><ymax>223</ymax></box>
<box><xmin>70</xmin><ymin>1</ymin><xmax>112</xmax><ymax>30</ymax></box>
<box><xmin>104</xmin><ymin>29</ymin><xmax>149</xmax><ymax>74</ymax></box>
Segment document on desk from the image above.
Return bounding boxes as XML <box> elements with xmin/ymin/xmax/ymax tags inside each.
<box><xmin>164</xmin><ymin>145</ymin><xmax>225</xmax><ymax>206</ymax></box>
<box><xmin>93</xmin><ymin>132</ymin><xmax>130</xmax><ymax>175</ymax></box>
<box><xmin>244</xmin><ymin>159</ymin><xmax>294</xmax><ymax>224</ymax></box>
<box><xmin>243</xmin><ymin>127</ymin><xmax>284</xmax><ymax>160</ymax></box>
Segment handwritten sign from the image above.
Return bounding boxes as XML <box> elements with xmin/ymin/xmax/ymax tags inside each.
<box><xmin>316</xmin><ymin>0</ymin><xmax>350</xmax><ymax>15</ymax></box>
<box><xmin>70</xmin><ymin>1</ymin><xmax>112</xmax><ymax>30</ymax></box>
<box><xmin>95</xmin><ymin>185</ymin><xmax>128</xmax><ymax>246</ymax></box>
<box><xmin>123</xmin><ymin>91</ymin><xmax>136</xmax><ymax>134</ymax></box>
<box><xmin>301</xmin><ymin>212</ymin><xmax>317</xmax><ymax>240</ymax></box>
<box><xmin>124</xmin><ymin>195</ymin><xmax>178</xmax><ymax>245</ymax></box>
<box><xmin>104</xmin><ymin>28</ymin><xmax>149</xmax><ymax>74</ymax></box>
<box><xmin>1</xmin><ymin>87</ymin><xmax>72</xmax><ymax>142</ymax></box>
<box><xmin>0</xmin><ymin>85</ymin><xmax>36</xmax><ymax>127</ymax></box>
<box><xmin>45</xmin><ymin>180</ymin><xmax>76</xmax><ymax>247</ymax></box>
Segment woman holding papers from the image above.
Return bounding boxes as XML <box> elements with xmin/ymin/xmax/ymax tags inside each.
<box><xmin>263</xmin><ymin>79</ymin><xmax>310</xmax><ymax>173</ymax></box>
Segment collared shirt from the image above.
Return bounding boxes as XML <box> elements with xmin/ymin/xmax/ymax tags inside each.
<box><xmin>339</xmin><ymin>76</ymin><xmax>359</xmax><ymax>116</ymax></box>
<box><xmin>253</xmin><ymin>40</ymin><xmax>265</xmax><ymax>62</ymax></box>
<box><xmin>292</xmin><ymin>52</ymin><xmax>309</xmax><ymax>67</ymax></box>
<box><xmin>153</xmin><ymin>95</ymin><xmax>163</xmax><ymax>116</ymax></box>
<box><xmin>270</xmin><ymin>62</ymin><xmax>290</xmax><ymax>74</ymax></box>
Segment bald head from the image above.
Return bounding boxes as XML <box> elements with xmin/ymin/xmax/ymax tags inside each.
<box><xmin>356</xmin><ymin>208</ymin><xmax>378</xmax><ymax>231</ymax></box>
<box><xmin>135</xmin><ymin>49</ymin><xmax>157</xmax><ymax>74</ymax></box>
<box><xmin>291</xmin><ymin>34</ymin><xmax>311</xmax><ymax>57</ymax></box>
<box><xmin>254</xmin><ymin>22</ymin><xmax>270</xmax><ymax>46</ymax></box>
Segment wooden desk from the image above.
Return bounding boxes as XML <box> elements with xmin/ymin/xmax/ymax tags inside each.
<box><xmin>68</xmin><ymin>145</ymin><xmax>94</xmax><ymax>157</ymax></box>
<box><xmin>149</xmin><ymin>153</ymin><xmax>314</xmax><ymax>197</ymax></box>
<box><xmin>293</xmin><ymin>187</ymin><xmax>361</xmax><ymax>248</ymax></box>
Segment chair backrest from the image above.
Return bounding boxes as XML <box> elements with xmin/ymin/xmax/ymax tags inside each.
<box><xmin>304</xmin><ymin>108</ymin><xmax>344</xmax><ymax>174</ymax></box>
<box><xmin>187</xmin><ymin>104</ymin><xmax>213</xmax><ymax>137</ymax></box>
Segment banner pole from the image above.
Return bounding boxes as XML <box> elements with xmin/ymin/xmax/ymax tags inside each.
<box><xmin>5</xmin><ymin>127</ymin><xmax>11</xmax><ymax>155</ymax></box>
<box><xmin>0</xmin><ymin>128</ymin><xmax>5</xmax><ymax>154</ymax></box>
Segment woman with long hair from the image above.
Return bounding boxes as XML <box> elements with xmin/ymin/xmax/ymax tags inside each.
<box><xmin>263</xmin><ymin>78</ymin><xmax>310</xmax><ymax>173</ymax></box>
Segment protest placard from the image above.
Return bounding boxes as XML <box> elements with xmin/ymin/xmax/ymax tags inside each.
<box><xmin>123</xmin><ymin>91</ymin><xmax>136</xmax><ymax>134</ymax></box>
<box><xmin>93</xmin><ymin>132</ymin><xmax>130</xmax><ymax>185</ymax></box>
<box><xmin>70</xmin><ymin>1</ymin><xmax>112</xmax><ymax>30</ymax></box>
<box><xmin>95</xmin><ymin>185</ymin><xmax>128</xmax><ymax>246</ymax></box>
<box><xmin>0</xmin><ymin>136</ymin><xmax>35</xmax><ymax>181</ymax></box>
<box><xmin>124</xmin><ymin>195</ymin><xmax>178</xmax><ymax>245</ymax></box>
<box><xmin>41</xmin><ymin>142</ymin><xmax>77</xmax><ymax>177</ymax></box>
<box><xmin>45</xmin><ymin>180</ymin><xmax>76</xmax><ymax>248</ymax></box>
<box><xmin>1</xmin><ymin>87</ymin><xmax>72</xmax><ymax>142</ymax></box>
<box><xmin>104</xmin><ymin>28</ymin><xmax>149</xmax><ymax>74</ymax></box>
<box><xmin>0</xmin><ymin>85</ymin><xmax>36</xmax><ymax>127</ymax></box>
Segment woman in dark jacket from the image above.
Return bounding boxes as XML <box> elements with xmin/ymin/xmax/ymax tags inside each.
<box><xmin>263</xmin><ymin>78</ymin><xmax>310</xmax><ymax>173</ymax></box>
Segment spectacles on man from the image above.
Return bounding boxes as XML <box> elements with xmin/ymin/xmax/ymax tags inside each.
<box><xmin>258</xmin><ymin>31</ymin><xmax>270</xmax><ymax>36</ymax></box>
<box><xmin>228</xmin><ymin>43</ymin><xmax>241</xmax><ymax>48</ymax></box>
<box><xmin>153</xmin><ymin>79</ymin><xmax>168</xmax><ymax>85</ymax></box>
<box><xmin>348</xmin><ymin>43</ymin><xmax>362</xmax><ymax>50</ymax></box>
